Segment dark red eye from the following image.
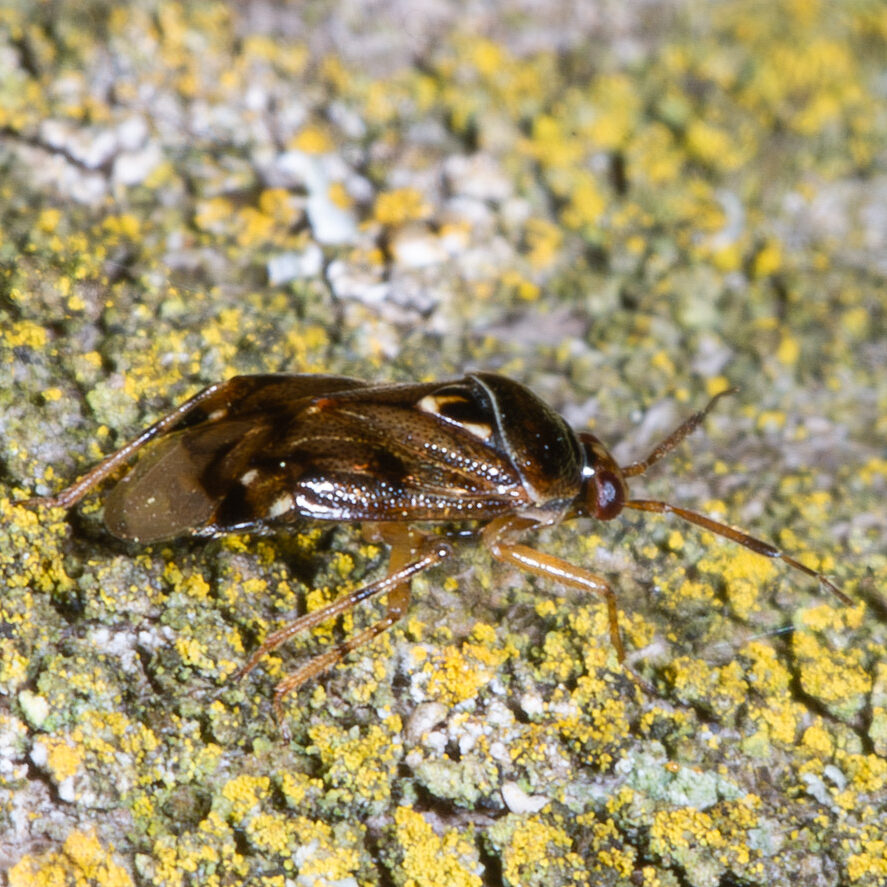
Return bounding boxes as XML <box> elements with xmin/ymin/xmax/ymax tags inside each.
<box><xmin>594</xmin><ymin>469</ymin><xmax>625</xmax><ymax>520</ymax></box>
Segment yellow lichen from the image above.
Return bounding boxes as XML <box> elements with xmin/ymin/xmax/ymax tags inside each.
<box><xmin>8</xmin><ymin>829</ymin><xmax>134</xmax><ymax>887</ymax></box>
<box><xmin>500</xmin><ymin>815</ymin><xmax>589</xmax><ymax>886</ymax></box>
<box><xmin>423</xmin><ymin>641</ymin><xmax>509</xmax><ymax>706</ymax></box>
<box><xmin>793</xmin><ymin>631</ymin><xmax>871</xmax><ymax>714</ymax></box>
<box><xmin>846</xmin><ymin>839</ymin><xmax>887</xmax><ymax>883</ymax></box>
<box><xmin>373</xmin><ymin>188</ymin><xmax>432</xmax><ymax>227</ymax></box>
<box><xmin>220</xmin><ymin>774</ymin><xmax>271</xmax><ymax>821</ymax></box>
<box><xmin>308</xmin><ymin>722</ymin><xmax>401</xmax><ymax>807</ymax></box>
<box><xmin>395</xmin><ymin>806</ymin><xmax>482</xmax><ymax>887</ymax></box>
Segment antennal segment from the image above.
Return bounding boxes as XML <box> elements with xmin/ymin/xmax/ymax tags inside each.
<box><xmin>621</xmin><ymin>388</ymin><xmax>738</xmax><ymax>478</ymax></box>
<box><xmin>625</xmin><ymin>498</ymin><xmax>850</xmax><ymax>605</ymax></box>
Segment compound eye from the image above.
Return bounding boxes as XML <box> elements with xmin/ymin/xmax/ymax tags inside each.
<box><xmin>594</xmin><ymin>469</ymin><xmax>625</xmax><ymax>520</ymax></box>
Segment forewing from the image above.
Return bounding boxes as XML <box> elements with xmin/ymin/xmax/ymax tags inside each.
<box><xmin>102</xmin><ymin>374</ymin><xmax>369</xmax><ymax>542</ymax></box>
<box><xmin>103</xmin><ymin>375</ymin><xmax>534</xmax><ymax>541</ymax></box>
<box><xmin>235</xmin><ymin>379</ymin><xmax>531</xmax><ymax>523</ymax></box>
<box><xmin>166</xmin><ymin>373</ymin><xmax>369</xmax><ymax>431</ymax></box>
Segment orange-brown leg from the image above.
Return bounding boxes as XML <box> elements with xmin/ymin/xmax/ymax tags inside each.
<box><xmin>625</xmin><ymin>498</ymin><xmax>849</xmax><ymax>604</ymax></box>
<box><xmin>233</xmin><ymin>528</ymin><xmax>452</xmax><ymax>725</ymax></box>
<box><xmin>270</xmin><ymin>588</ymin><xmax>409</xmax><ymax>724</ymax></box>
<box><xmin>482</xmin><ymin>514</ymin><xmax>625</xmax><ymax>661</ymax></box>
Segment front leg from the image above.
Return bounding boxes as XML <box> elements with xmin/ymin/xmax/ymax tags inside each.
<box><xmin>482</xmin><ymin>514</ymin><xmax>625</xmax><ymax>661</ymax></box>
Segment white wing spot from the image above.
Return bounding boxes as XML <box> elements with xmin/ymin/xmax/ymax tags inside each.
<box><xmin>456</xmin><ymin>420</ymin><xmax>492</xmax><ymax>441</ymax></box>
<box><xmin>268</xmin><ymin>493</ymin><xmax>294</xmax><ymax>519</ymax></box>
<box><xmin>417</xmin><ymin>394</ymin><xmax>492</xmax><ymax>441</ymax></box>
<box><xmin>240</xmin><ymin>469</ymin><xmax>259</xmax><ymax>486</ymax></box>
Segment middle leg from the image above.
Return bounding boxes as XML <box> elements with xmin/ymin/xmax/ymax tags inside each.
<box><xmin>482</xmin><ymin>514</ymin><xmax>625</xmax><ymax>661</ymax></box>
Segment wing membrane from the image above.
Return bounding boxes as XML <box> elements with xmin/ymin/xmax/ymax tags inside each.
<box><xmin>104</xmin><ymin>421</ymin><xmax>263</xmax><ymax>541</ymax></box>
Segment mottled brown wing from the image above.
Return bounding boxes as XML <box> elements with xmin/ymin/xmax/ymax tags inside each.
<box><xmin>102</xmin><ymin>375</ymin><xmax>530</xmax><ymax>542</ymax></box>
<box><xmin>226</xmin><ymin>383</ymin><xmax>530</xmax><ymax>529</ymax></box>
<box><xmin>101</xmin><ymin>374</ymin><xmax>368</xmax><ymax>542</ymax></box>
<box><xmin>156</xmin><ymin>374</ymin><xmax>371</xmax><ymax>431</ymax></box>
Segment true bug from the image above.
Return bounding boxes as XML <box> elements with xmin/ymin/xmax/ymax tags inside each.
<box><xmin>23</xmin><ymin>373</ymin><xmax>848</xmax><ymax>720</ymax></box>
